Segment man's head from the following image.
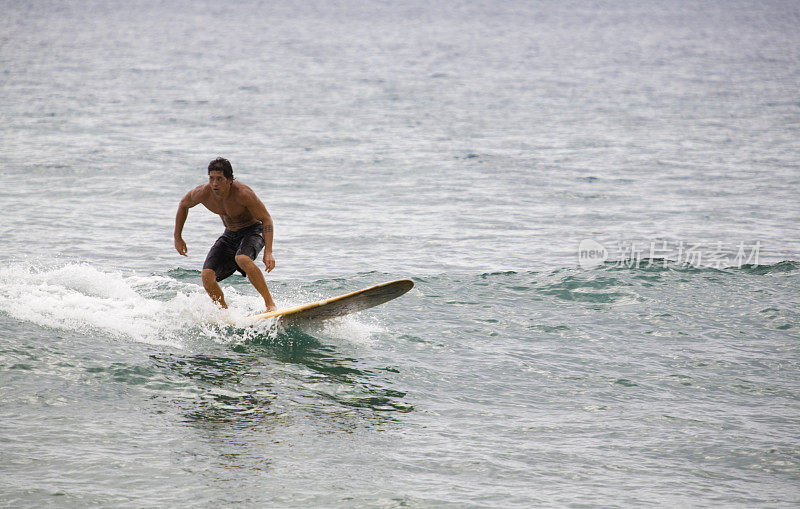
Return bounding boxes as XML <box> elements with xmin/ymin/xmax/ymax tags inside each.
<box><xmin>208</xmin><ymin>157</ymin><xmax>234</xmax><ymax>179</ymax></box>
<box><xmin>208</xmin><ymin>157</ymin><xmax>234</xmax><ymax>196</ymax></box>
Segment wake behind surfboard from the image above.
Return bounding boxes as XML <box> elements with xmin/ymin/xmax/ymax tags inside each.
<box><xmin>250</xmin><ymin>279</ymin><xmax>414</xmax><ymax>322</ymax></box>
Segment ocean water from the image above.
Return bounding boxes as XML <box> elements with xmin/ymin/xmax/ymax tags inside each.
<box><xmin>2</xmin><ymin>0</ymin><xmax>799</xmax><ymax>507</ymax></box>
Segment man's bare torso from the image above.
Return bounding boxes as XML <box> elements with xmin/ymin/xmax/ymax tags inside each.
<box><xmin>198</xmin><ymin>181</ymin><xmax>258</xmax><ymax>231</ymax></box>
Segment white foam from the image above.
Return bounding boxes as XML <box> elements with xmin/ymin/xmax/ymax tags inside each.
<box><xmin>0</xmin><ymin>263</ymin><xmax>387</xmax><ymax>349</ymax></box>
<box><xmin>0</xmin><ymin>263</ymin><xmax>216</xmax><ymax>347</ymax></box>
<box><xmin>325</xmin><ymin>315</ymin><xmax>385</xmax><ymax>344</ymax></box>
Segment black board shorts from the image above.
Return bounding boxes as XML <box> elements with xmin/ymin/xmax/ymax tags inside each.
<box><xmin>202</xmin><ymin>222</ymin><xmax>265</xmax><ymax>281</ymax></box>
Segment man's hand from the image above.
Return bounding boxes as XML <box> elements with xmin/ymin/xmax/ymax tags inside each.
<box><xmin>263</xmin><ymin>252</ymin><xmax>276</xmax><ymax>273</ymax></box>
<box><xmin>175</xmin><ymin>237</ymin><xmax>188</xmax><ymax>256</ymax></box>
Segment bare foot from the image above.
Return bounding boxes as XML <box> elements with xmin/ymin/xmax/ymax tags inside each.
<box><xmin>264</xmin><ymin>303</ymin><xmax>278</xmax><ymax>313</ymax></box>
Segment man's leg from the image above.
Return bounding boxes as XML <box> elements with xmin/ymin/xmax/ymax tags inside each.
<box><xmin>235</xmin><ymin>254</ymin><xmax>277</xmax><ymax>312</ymax></box>
<box><xmin>201</xmin><ymin>269</ymin><xmax>228</xmax><ymax>309</ymax></box>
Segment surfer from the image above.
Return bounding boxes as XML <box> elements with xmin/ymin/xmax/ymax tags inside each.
<box><xmin>173</xmin><ymin>157</ymin><xmax>277</xmax><ymax>312</ymax></box>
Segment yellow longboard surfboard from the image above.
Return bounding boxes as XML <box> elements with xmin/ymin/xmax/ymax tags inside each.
<box><xmin>250</xmin><ymin>279</ymin><xmax>414</xmax><ymax>322</ymax></box>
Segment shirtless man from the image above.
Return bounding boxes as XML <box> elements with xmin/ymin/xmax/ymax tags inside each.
<box><xmin>174</xmin><ymin>157</ymin><xmax>277</xmax><ymax>312</ymax></box>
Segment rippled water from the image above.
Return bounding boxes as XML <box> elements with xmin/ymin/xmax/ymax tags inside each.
<box><xmin>1</xmin><ymin>262</ymin><xmax>798</xmax><ymax>506</ymax></box>
<box><xmin>2</xmin><ymin>0</ymin><xmax>799</xmax><ymax>506</ymax></box>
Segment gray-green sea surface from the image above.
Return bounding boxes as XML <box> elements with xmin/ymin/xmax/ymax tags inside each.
<box><xmin>2</xmin><ymin>0</ymin><xmax>799</xmax><ymax>507</ymax></box>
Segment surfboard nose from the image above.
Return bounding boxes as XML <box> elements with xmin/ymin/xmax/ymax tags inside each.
<box><xmin>250</xmin><ymin>279</ymin><xmax>415</xmax><ymax>322</ymax></box>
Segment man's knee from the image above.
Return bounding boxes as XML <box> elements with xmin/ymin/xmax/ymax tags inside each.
<box><xmin>235</xmin><ymin>254</ymin><xmax>255</xmax><ymax>271</ymax></box>
<box><xmin>201</xmin><ymin>269</ymin><xmax>217</xmax><ymax>286</ymax></box>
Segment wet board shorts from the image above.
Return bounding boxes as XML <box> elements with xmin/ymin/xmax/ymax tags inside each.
<box><xmin>202</xmin><ymin>222</ymin><xmax>265</xmax><ymax>281</ymax></box>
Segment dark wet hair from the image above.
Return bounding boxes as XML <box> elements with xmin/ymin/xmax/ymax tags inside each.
<box><xmin>208</xmin><ymin>157</ymin><xmax>234</xmax><ymax>179</ymax></box>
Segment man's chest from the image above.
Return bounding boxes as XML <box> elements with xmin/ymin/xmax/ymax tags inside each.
<box><xmin>202</xmin><ymin>197</ymin><xmax>248</xmax><ymax>217</ymax></box>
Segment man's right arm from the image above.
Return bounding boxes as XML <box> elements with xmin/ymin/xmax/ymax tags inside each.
<box><xmin>174</xmin><ymin>187</ymin><xmax>203</xmax><ymax>256</ymax></box>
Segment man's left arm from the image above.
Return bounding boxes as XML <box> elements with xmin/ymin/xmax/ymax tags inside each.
<box><xmin>245</xmin><ymin>190</ymin><xmax>275</xmax><ymax>273</ymax></box>
<box><xmin>261</xmin><ymin>218</ymin><xmax>275</xmax><ymax>273</ymax></box>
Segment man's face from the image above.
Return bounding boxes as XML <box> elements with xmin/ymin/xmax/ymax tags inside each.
<box><xmin>208</xmin><ymin>170</ymin><xmax>232</xmax><ymax>196</ymax></box>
